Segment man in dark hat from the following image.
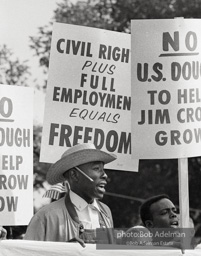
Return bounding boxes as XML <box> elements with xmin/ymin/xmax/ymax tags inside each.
<box><xmin>24</xmin><ymin>143</ymin><xmax>116</xmax><ymax>246</ymax></box>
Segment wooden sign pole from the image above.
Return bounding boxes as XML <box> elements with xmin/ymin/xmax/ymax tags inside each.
<box><xmin>178</xmin><ymin>158</ymin><xmax>189</xmax><ymax>228</ymax></box>
<box><xmin>176</xmin><ymin>17</ymin><xmax>190</xmax><ymax>254</ymax></box>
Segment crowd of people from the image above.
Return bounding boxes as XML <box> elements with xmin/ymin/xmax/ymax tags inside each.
<box><xmin>0</xmin><ymin>143</ymin><xmax>196</xmax><ymax>250</ymax></box>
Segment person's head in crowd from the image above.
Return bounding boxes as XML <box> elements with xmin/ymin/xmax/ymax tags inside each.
<box><xmin>140</xmin><ymin>194</ymin><xmax>179</xmax><ymax>229</ymax></box>
<box><xmin>47</xmin><ymin>143</ymin><xmax>116</xmax><ymax>204</ymax></box>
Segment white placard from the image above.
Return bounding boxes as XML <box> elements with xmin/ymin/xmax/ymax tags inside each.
<box><xmin>40</xmin><ymin>23</ymin><xmax>138</xmax><ymax>172</ymax></box>
<box><xmin>131</xmin><ymin>19</ymin><xmax>201</xmax><ymax>159</ymax></box>
<box><xmin>0</xmin><ymin>84</ymin><xmax>33</xmax><ymax>225</ymax></box>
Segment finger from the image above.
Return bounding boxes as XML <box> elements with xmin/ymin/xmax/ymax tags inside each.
<box><xmin>76</xmin><ymin>237</ymin><xmax>86</xmax><ymax>247</ymax></box>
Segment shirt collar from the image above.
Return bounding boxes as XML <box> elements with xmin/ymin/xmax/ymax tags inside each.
<box><xmin>69</xmin><ymin>190</ymin><xmax>100</xmax><ymax>212</ymax></box>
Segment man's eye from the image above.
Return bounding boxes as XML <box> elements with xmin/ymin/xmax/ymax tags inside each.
<box><xmin>93</xmin><ymin>168</ymin><xmax>103</xmax><ymax>172</ymax></box>
<box><xmin>160</xmin><ymin>210</ymin><xmax>167</xmax><ymax>215</ymax></box>
<box><xmin>93</xmin><ymin>167</ymin><xmax>99</xmax><ymax>170</ymax></box>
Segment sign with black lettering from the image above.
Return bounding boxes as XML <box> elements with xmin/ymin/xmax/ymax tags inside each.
<box><xmin>131</xmin><ymin>19</ymin><xmax>201</xmax><ymax>159</ymax></box>
<box><xmin>40</xmin><ymin>23</ymin><xmax>138</xmax><ymax>172</ymax></box>
<box><xmin>0</xmin><ymin>85</ymin><xmax>33</xmax><ymax>225</ymax></box>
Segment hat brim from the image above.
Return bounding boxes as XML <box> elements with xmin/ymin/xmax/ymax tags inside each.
<box><xmin>46</xmin><ymin>149</ymin><xmax>116</xmax><ymax>185</ymax></box>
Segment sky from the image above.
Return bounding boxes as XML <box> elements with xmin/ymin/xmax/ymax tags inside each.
<box><xmin>0</xmin><ymin>0</ymin><xmax>57</xmax><ymax>59</ymax></box>
<box><xmin>0</xmin><ymin>0</ymin><xmax>71</xmax><ymax>207</ymax></box>
<box><xmin>0</xmin><ymin>0</ymin><xmax>61</xmax><ymax>124</ymax></box>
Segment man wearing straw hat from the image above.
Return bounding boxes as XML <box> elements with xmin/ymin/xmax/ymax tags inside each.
<box><xmin>24</xmin><ymin>143</ymin><xmax>116</xmax><ymax>246</ymax></box>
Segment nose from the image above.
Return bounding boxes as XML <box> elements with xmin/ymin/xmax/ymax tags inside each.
<box><xmin>101</xmin><ymin>169</ymin><xmax>108</xmax><ymax>180</ymax></box>
<box><xmin>170</xmin><ymin>210</ymin><xmax>177</xmax><ymax>218</ymax></box>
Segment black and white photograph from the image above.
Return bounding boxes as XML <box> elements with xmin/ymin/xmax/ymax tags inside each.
<box><xmin>0</xmin><ymin>1</ymin><xmax>201</xmax><ymax>255</ymax></box>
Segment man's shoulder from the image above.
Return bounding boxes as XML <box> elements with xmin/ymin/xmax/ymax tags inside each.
<box><xmin>36</xmin><ymin>197</ymin><xmax>66</xmax><ymax>215</ymax></box>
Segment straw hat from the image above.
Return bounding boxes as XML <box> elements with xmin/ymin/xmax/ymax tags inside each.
<box><xmin>46</xmin><ymin>143</ymin><xmax>117</xmax><ymax>185</ymax></box>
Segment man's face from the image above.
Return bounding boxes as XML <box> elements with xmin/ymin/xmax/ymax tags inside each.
<box><xmin>75</xmin><ymin>161</ymin><xmax>107</xmax><ymax>203</ymax></box>
<box><xmin>149</xmin><ymin>198</ymin><xmax>179</xmax><ymax>228</ymax></box>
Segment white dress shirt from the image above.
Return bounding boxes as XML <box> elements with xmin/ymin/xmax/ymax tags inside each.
<box><xmin>69</xmin><ymin>190</ymin><xmax>101</xmax><ymax>229</ymax></box>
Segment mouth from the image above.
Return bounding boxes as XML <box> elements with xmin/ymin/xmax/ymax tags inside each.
<box><xmin>170</xmin><ymin>220</ymin><xmax>179</xmax><ymax>228</ymax></box>
<box><xmin>96</xmin><ymin>181</ymin><xmax>107</xmax><ymax>193</ymax></box>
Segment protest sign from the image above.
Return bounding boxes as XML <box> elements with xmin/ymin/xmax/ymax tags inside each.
<box><xmin>40</xmin><ymin>23</ymin><xmax>138</xmax><ymax>172</ymax></box>
<box><xmin>0</xmin><ymin>85</ymin><xmax>33</xmax><ymax>225</ymax></box>
<box><xmin>131</xmin><ymin>19</ymin><xmax>201</xmax><ymax>159</ymax></box>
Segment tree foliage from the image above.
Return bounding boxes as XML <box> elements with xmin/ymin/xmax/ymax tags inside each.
<box><xmin>0</xmin><ymin>45</ymin><xmax>30</xmax><ymax>86</ymax></box>
<box><xmin>30</xmin><ymin>0</ymin><xmax>201</xmax><ymax>76</ymax></box>
<box><xmin>29</xmin><ymin>0</ymin><xmax>201</xmax><ymax>237</ymax></box>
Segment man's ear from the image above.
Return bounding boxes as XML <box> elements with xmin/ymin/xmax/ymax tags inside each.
<box><xmin>69</xmin><ymin>169</ymin><xmax>79</xmax><ymax>182</ymax></box>
<box><xmin>145</xmin><ymin>220</ymin><xmax>154</xmax><ymax>228</ymax></box>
